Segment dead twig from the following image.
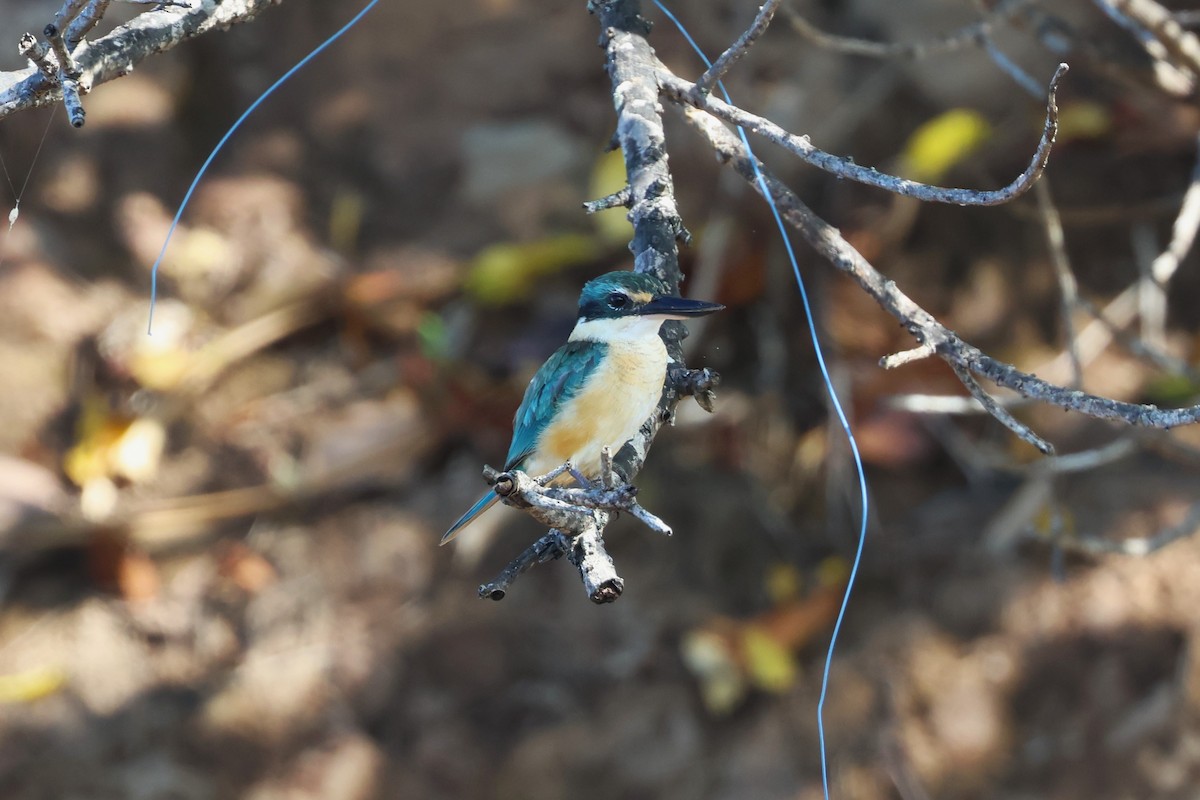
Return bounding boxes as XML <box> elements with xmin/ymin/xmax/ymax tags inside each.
<box><xmin>693</xmin><ymin>0</ymin><xmax>783</xmax><ymax>97</ymax></box>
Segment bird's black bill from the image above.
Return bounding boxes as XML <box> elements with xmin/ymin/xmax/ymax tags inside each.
<box><xmin>638</xmin><ymin>295</ymin><xmax>725</xmax><ymax>319</ymax></box>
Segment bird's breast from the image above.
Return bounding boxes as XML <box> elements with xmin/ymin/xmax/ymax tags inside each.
<box><xmin>529</xmin><ymin>336</ymin><xmax>668</xmax><ymax>478</ymax></box>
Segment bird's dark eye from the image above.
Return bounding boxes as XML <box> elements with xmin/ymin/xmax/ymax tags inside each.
<box><xmin>606</xmin><ymin>292</ymin><xmax>628</xmax><ymax>310</ymax></box>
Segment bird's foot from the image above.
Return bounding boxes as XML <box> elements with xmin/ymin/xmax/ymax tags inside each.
<box><xmin>534</xmin><ymin>460</ymin><xmax>595</xmax><ymax>489</ymax></box>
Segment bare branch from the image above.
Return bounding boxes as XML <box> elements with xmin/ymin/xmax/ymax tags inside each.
<box><xmin>43</xmin><ymin>23</ymin><xmax>85</xmax><ymax>128</ymax></box>
<box><xmin>1150</xmin><ymin>131</ymin><xmax>1200</xmax><ymax>285</ymax></box>
<box><xmin>678</xmin><ymin>100</ymin><xmax>1200</xmax><ymax>442</ymax></box>
<box><xmin>659</xmin><ymin>63</ymin><xmax>1067</xmax><ymax>206</ymax></box>
<box><xmin>66</xmin><ymin>0</ymin><xmax>114</xmax><ymax>49</ymax></box>
<box><xmin>582</xmin><ymin>186</ymin><xmax>631</xmax><ymax>213</ymax></box>
<box><xmin>693</xmin><ymin>0</ymin><xmax>783</xmax><ymax>97</ymax></box>
<box><xmin>981</xmin><ymin>34</ymin><xmax>1046</xmax><ymax>98</ymax></box>
<box><xmin>54</xmin><ymin>0</ymin><xmax>91</xmax><ymax>31</ymax></box>
<box><xmin>1094</xmin><ymin>0</ymin><xmax>1200</xmax><ymax>79</ymax></box>
<box><xmin>0</xmin><ymin>0</ymin><xmax>281</xmax><ymax>125</ymax></box>
<box><xmin>478</xmin><ymin>531</ymin><xmax>569</xmax><ymax>601</ymax></box>
<box><xmin>781</xmin><ymin>0</ymin><xmax>1037</xmax><ymax>60</ymax></box>
<box><xmin>1034</xmin><ymin>180</ymin><xmax>1083</xmax><ymax>387</ymax></box>
<box><xmin>949</xmin><ymin>360</ymin><xmax>1053</xmax><ymax>453</ymax></box>
<box><xmin>1049</xmin><ymin>495</ymin><xmax>1200</xmax><ymax>556</ymax></box>
<box><xmin>881</xmin><ymin>344</ymin><xmax>936</xmax><ymax>370</ymax></box>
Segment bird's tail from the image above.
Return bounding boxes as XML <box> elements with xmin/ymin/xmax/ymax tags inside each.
<box><xmin>440</xmin><ymin>490</ymin><xmax>500</xmax><ymax>545</ymax></box>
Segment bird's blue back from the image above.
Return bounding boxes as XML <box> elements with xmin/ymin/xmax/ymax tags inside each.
<box><xmin>441</xmin><ymin>338</ymin><xmax>607</xmax><ymax>543</ymax></box>
<box><xmin>505</xmin><ymin>339</ymin><xmax>607</xmax><ymax>469</ymax></box>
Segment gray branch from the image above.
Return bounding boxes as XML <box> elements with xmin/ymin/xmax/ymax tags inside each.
<box><xmin>660</xmin><ymin>63</ymin><xmax>1067</xmax><ymax>206</ymax></box>
<box><xmin>693</xmin><ymin>0</ymin><xmax>783</xmax><ymax>97</ymax></box>
<box><xmin>782</xmin><ymin>0</ymin><xmax>1038</xmax><ymax>61</ymax></box>
<box><xmin>677</xmin><ymin>102</ymin><xmax>1200</xmax><ymax>450</ymax></box>
<box><xmin>1</xmin><ymin>0</ymin><xmax>282</xmax><ymax>126</ymax></box>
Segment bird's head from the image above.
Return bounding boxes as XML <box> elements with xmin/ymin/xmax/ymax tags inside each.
<box><xmin>570</xmin><ymin>271</ymin><xmax>723</xmax><ymax>343</ymax></box>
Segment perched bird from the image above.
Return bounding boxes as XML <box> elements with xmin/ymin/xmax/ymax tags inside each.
<box><xmin>442</xmin><ymin>270</ymin><xmax>723</xmax><ymax>544</ymax></box>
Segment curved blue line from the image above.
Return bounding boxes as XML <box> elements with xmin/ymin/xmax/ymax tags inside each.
<box><xmin>650</xmin><ymin>4</ymin><xmax>870</xmax><ymax>799</ymax></box>
<box><xmin>147</xmin><ymin>0</ymin><xmax>381</xmax><ymax>333</ymax></box>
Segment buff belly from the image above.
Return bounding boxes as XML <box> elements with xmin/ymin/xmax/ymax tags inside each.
<box><xmin>525</xmin><ymin>337</ymin><xmax>668</xmax><ymax>479</ymax></box>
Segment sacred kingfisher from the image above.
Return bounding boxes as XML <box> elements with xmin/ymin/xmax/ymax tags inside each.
<box><xmin>441</xmin><ymin>270</ymin><xmax>723</xmax><ymax>544</ymax></box>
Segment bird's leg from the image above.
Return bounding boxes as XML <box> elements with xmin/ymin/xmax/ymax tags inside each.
<box><xmin>568</xmin><ymin>465</ymin><xmax>594</xmax><ymax>488</ymax></box>
<box><xmin>536</xmin><ymin>460</ymin><xmax>596</xmax><ymax>489</ymax></box>
<box><xmin>534</xmin><ymin>462</ymin><xmax>573</xmax><ymax>486</ymax></box>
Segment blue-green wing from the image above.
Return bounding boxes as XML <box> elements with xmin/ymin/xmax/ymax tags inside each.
<box><xmin>505</xmin><ymin>340</ymin><xmax>607</xmax><ymax>470</ymax></box>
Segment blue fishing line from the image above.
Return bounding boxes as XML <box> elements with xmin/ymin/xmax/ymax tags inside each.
<box><xmin>147</xmin><ymin>0</ymin><xmax>380</xmax><ymax>333</ymax></box>
<box><xmin>649</xmin><ymin>3</ymin><xmax>870</xmax><ymax>798</ymax></box>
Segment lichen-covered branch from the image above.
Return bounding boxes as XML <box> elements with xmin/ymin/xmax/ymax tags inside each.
<box><xmin>0</xmin><ymin>0</ymin><xmax>283</xmax><ymax>125</ymax></box>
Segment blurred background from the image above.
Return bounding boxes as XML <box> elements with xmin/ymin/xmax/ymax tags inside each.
<box><xmin>3</xmin><ymin>0</ymin><xmax>1200</xmax><ymax>797</ymax></box>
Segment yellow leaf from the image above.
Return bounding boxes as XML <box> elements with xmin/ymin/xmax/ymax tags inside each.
<box><xmin>588</xmin><ymin>149</ymin><xmax>632</xmax><ymax>245</ymax></box>
<box><xmin>64</xmin><ymin>396</ymin><xmax>132</xmax><ymax>486</ymax></box>
<box><xmin>742</xmin><ymin>625</ymin><xmax>798</xmax><ymax>693</ymax></box>
<box><xmin>0</xmin><ymin>666</ymin><xmax>67</xmax><ymax>704</ymax></box>
<box><xmin>899</xmin><ymin>109</ymin><xmax>991</xmax><ymax>183</ymax></box>
<box><xmin>466</xmin><ymin>234</ymin><xmax>598</xmax><ymax>305</ymax></box>
<box><xmin>64</xmin><ymin>397</ymin><xmax>165</xmax><ymax>488</ymax></box>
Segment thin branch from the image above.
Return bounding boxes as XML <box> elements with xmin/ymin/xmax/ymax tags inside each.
<box><xmin>1093</xmin><ymin>0</ymin><xmax>1200</xmax><ymax>79</ymax></box>
<box><xmin>478</xmin><ymin>531</ymin><xmax>568</xmax><ymax>601</ymax></box>
<box><xmin>1053</xmin><ymin>495</ymin><xmax>1200</xmax><ymax>556</ymax></box>
<box><xmin>1035</xmin><ymin>179</ymin><xmax>1084</xmax><ymax>388</ymax></box>
<box><xmin>54</xmin><ymin>0</ymin><xmax>90</xmax><ymax>31</ymax></box>
<box><xmin>881</xmin><ymin>344</ymin><xmax>936</xmax><ymax>370</ymax></box>
<box><xmin>659</xmin><ymin>63</ymin><xmax>1067</xmax><ymax>206</ymax></box>
<box><xmin>1150</xmin><ymin>131</ymin><xmax>1200</xmax><ymax>285</ymax></box>
<box><xmin>1093</xmin><ymin>0</ymin><xmax>1197</xmax><ymax>94</ymax></box>
<box><xmin>983</xmin><ymin>436</ymin><xmax>1139</xmax><ymax>551</ymax></box>
<box><xmin>693</xmin><ymin>0</ymin><xmax>783</xmax><ymax>97</ymax></box>
<box><xmin>886</xmin><ymin>393</ymin><xmax>1020</xmax><ymax>415</ymax></box>
<box><xmin>782</xmin><ymin>0</ymin><xmax>1038</xmax><ymax>60</ymax></box>
<box><xmin>582</xmin><ymin>186</ymin><xmax>631</xmax><ymax>213</ymax></box>
<box><xmin>67</xmin><ymin>0</ymin><xmax>114</xmax><ymax>49</ymax></box>
<box><xmin>949</xmin><ymin>360</ymin><xmax>1053</xmax><ymax>453</ymax></box>
<box><xmin>982</xmin><ymin>33</ymin><xmax>1045</xmax><ymax>98</ymax></box>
